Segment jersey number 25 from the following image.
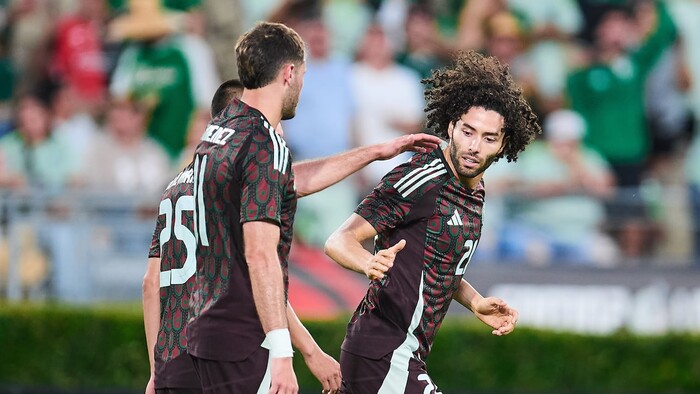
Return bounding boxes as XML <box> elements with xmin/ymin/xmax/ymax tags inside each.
<box><xmin>158</xmin><ymin>196</ymin><xmax>196</xmax><ymax>287</ymax></box>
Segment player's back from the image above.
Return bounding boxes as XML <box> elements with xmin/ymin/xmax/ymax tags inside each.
<box><xmin>187</xmin><ymin>98</ymin><xmax>297</xmax><ymax>362</ymax></box>
<box><xmin>148</xmin><ymin>163</ymin><xmax>199</xmax><ymax>389</ymax></box>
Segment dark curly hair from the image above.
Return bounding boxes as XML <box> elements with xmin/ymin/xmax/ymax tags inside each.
<box><xmin>423</xmin><ymin>51</ymin><xmax>541</xmax><ymax>162</ymax></box>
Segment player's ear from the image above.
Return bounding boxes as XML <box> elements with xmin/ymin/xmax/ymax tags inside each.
<box><xmin>447</xmin><ymin>121</ymin><xmax>455</xmax><ymax>139</ymax></box>
<box><xmin>281</xmin><ymin>63</ymin><xmax>295</xmax><ymax>86</ymax></box>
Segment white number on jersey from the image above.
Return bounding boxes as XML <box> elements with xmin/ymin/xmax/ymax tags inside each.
<box><xmin>455</xmin><ymin>239</ymin><xmax>479</xmax><ymax>276</ymax></box>
<box><xmin>193</xmin><ymin>154</ymin><xmax>209</xmax><ymax>246</ymax></box>
<box><xmin>418</xmin><ymin>373</ymin><xmax>442</xmax><ymax>394</ymax></box>
<box><xmin>158</xmin><ymin>196</ymin><xmax>196</xmax><ymax>287</ymax></box>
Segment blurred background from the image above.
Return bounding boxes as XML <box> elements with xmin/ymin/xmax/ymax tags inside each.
<box><xmin>0</xmin><ymin>0</ymin><xmax>699</xmax><ymax>392</ymax></box>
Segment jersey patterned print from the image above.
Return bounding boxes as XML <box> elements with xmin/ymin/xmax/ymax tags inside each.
<box><xmin>344</xmin><ymin>148</ymin><xmax>484</xmax><ymax>361</ymax></box>
<box><xmin>186</xmin><ymin>98</ymin><xmax>297</xmax><ymax>362</ymax></box>
<box><xmin>148</xmin><ymin>163</ymin><xmax>199</xmax><ymax>389</ymax></box>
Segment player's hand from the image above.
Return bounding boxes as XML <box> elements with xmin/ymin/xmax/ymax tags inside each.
<box><xmin>473</xmin><ymin>297</ymin><xmax>518</xmax><ymax>336</ymax></box>
<box><xmin>365</xmin><ymin>239</ymin><xmax>405</xmax><ymax>280</ymax></box>
<box><xmin>269</xmin><ymin>357</ymin><xmax>298</xmax><ymax>394</ymax></box>
<box><xmin>303</xmin><ymin>348</ymin><xmax>341</xmax><ymax>393</ymax></box>
<box><xmin>145</xmin><ymin>374</ymin><xmax>155</xmax><ymax>394</ymax></box>
<box><xmin>376</xmin><ymin>134</ymin><xmax>442</xmax><ymax>160</ymax></box>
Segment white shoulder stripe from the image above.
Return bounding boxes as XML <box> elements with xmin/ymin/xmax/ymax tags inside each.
<box><xmin>273</xmin><ymin>132</ymin><xmax>290</xmax><ymax>174</ymax></box>
<box><xmin>396</xmin><ymin>165</ymin><xmax>445</xmax><ymax>195</ymax></box>
<box><xmin>399</xmin><ymin>169</ymin><xmax>447</xmax><ymax>197</ymax></box>
<box><xmin>268</xmin><ymin>127</ymin><xmax>280</xmax><ymax>171</ymax></box>
<box><xmin>394</xmin><ymin>159</ymin><xmax>441</xmax><ymax>190</ymax></box>
<box><xmin>263</xmin><ymin>117</ymin><xmax>289</xmax><ymax>174</ymax></box>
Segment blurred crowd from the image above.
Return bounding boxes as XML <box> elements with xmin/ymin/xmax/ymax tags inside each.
<box><xmin>0</xmin><ymin>0</ymin><xmax>699</xmax><ymax>272</ymax></box>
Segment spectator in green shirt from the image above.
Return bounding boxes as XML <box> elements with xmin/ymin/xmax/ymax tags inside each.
<box><xmin>566</xmin><ymin>1</ymin><xmax>677</xmax><ymax>187</ymax></box>
<box><xmin>0</xmin><ymin>93</ymin><xmax>78</xmax><ymax>190</ymax></box>
<box><xmin>109</xmin><ymin>0</ymin><xmax>219</xmax><ymax>160</ymax></box>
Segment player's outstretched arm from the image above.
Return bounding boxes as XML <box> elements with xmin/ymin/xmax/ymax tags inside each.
<box><xmin>292</xmin><ymin>133</ymin><xmax>442</xmax><ymax>198</ymax></box>
<box><xmin>325</xmin><ymin>213</ymin><xmax>404</xmax><ymax>281</ymax></box>
<box><xmin>142</xmin><ymin>257</ymin><xmax>161</xmax><ymax>394</ymax></box>
<box><xmin>454</xmin><ymin>279</ymin><xmax>518</xmax><ymax>336</ymax></box>
<box><xmin>243</xmin><ymin>221</ymin><xmax>298</xmax><ymax>393</ymax></box>
<box><xmin>287</xmin><ymin>304</ymin><xmax>341</xmax><ymax>393</ymax></box>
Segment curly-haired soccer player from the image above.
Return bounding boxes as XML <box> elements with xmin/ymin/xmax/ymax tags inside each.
<box><xmin>325</xmin><ymin>50</ymin><xmax>541</xmax><ymax>393</ymax></box>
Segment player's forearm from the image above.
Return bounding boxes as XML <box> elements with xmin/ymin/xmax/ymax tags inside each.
<box><xmin>142</xmin><ymin>258</ymin><xmax>161</xmax><ymax>373</ymax></box>
<box><xmin>243</xmin><ymin>221</ymin><xmax>289</xmax><ymax>333</ymax></box>
<box><xmin>292</xmin><ymin>144</ymin><xmax>382</xmax><ymax>198</ymax></box>
<box><xmin>286</xmin><ymin>304</ymin><xmax>320</xmax><ymax>358</ymax></box>
<box><xmin>324</xmin><ymin>229</ymin><xmax>374</xmax><ymax>275</ymax></box>
<box><xmin>454</xmin><ymin>279</ymin><xmax>483</xmax><ymax>313</ymax></box>
<box><xmin>248</xmin><ymin>255</ymin><xmax>289</xmax><ymax>333</ymax></box>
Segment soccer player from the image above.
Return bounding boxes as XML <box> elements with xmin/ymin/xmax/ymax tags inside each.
<box><xmin>210</xmin><ymin>79</ymin><xmax>243</xmax><ymax>118</ymax></box>
<box><xmin>184</xmin><ymin>22</ymin><xmax>441</xmax><ymax>394</ymax></box>
<box><xmin>324</xmin><ymin>51</ymin><xmax>541</xmax><ymax>393</ymax></box>
<box><xmin>141</xmin><ymin>80</ymin><xmax>247</xmax><ymax>394</ymax></box>
<box><xmin>143</xmin><ymin>162</ymin><xmax>199</xmax><ymax>394</ymax></box>
<box><xmin>144</xmin><ymin>79</ymin><xmax>338</xmax><ymax>394</ymax></box>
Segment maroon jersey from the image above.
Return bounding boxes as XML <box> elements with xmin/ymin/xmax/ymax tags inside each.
<box><xmin>147</xmin><ymin>163</ymin><xmax>199</xmax><ymax>389</ymax></box>
<box><xmin>187</xmin><ymin>98</ymin><xmax>297</xmax><ymax>362</ymax></box>
<box><xmin>343</xmin><ymin>148</ymin><xmax>483</xmax><ymax>361</ymax></box>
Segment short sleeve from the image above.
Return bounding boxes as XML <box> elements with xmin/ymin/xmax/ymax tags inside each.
<box><xmin>148</xmin><ymin>213</ymin><xmax>165</xmax><ymax>258</ymax></box>
<box><xmin>355</xmin><ymin>161</ymin><xmax>427</xmax><ymax>234</ymax></box>
<box><xmin>239</xmin><ymin>123</ymin><xmax>292</xmax><ymax>225</ymax></box>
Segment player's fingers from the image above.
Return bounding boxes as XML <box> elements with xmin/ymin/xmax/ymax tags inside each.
<box><xmin>415</xmin><ymin>138</ymin><xmax>440</xmax><ymax>149</ymax></box>
<box><xmin>388</xmin><ymin>239</ymin><xmax>406</xmax><ymax>253</ymax></box>
<box><xmin>498</xmin><ymin>326</ymin><xmax>513</xmax><ymax>335</ymax></box>
<box><xmin>368</xmin><ymin>267</ymin><xmax>384</xmax><ymax>280</ymax></box>
<box><xmin>374</xmin><ymin>263</ymin><xmax>391</xmax><ymax>274</ymax></box>
<box><xmin>408</xmin><ymin>139</ymin><xmax>439</xmax><ymax>152</ymax></box>
<box><xmin>331</xmin><ymin>374</ymin><xmax>342</xmax><ymax>391</ymax></box>
<box><xmin>374</xmin><ymin>256</ymin><xmax>394</xmax><ymax>270</ymax></box>
<box><xmin>488</xmin><ymin>297</ymin><xmax>505</xmax><ymax>308</ymax></box>
<box><xmin>325</xmin><ymin>376</ymin><xmax>339</xmax><ymax>392</ymax></box>
<box><xmin>497</xmin><ymin>319</ymin><xmax>516</xmax><ymax>335</ymax></box>
<box><xmin>376</xmin><ymin>247</ymin><xmax>398</xmax><ymax>259</ymax></box>
<box><xmin>414</xmin><ymin>133</ymin><xmax>442</xmax><ymax>144</ymax></box>
<box><xmin>511</xmin><ymin>308</ymin><xmax>520</xmax><ymax>324</ymax></box>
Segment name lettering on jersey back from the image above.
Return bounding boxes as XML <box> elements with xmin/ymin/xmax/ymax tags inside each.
<box><xmin>166</xmin><ymin>168</ymin><xmax>194</xmax><ymax>190</ymax></box>
<box><xmin>201</xmin><ymin>124</ymin><xmax>236</xmax><ymax>145</ymax></box>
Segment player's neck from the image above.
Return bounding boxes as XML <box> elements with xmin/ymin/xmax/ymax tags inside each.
<box><xmin>240</xmin><ymin>87</ymin><xmax>283</xmax><ymax>127</ymax></box>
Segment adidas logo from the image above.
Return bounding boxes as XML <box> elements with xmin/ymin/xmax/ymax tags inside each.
<box><xmin>447</xmin><ymin>209</ymin><xmax>463</xmax><ymax>226</ymax></box>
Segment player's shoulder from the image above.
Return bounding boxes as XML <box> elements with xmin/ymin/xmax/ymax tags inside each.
<box><xmin>217</xmin><ymin>100</ymin><xmax>268</xmax><ymax>131</ymax></box>
<box><xmin>386</xmin><ymin>150</ymin><xmax>449</xmax><ymax>197</ymax></box>
<box><xmin>162</xmin><ymin>164</ymin><xmax>195</xmax><ymax>197</ymax></box>
<box><xmin>395</xmin><ymin>149</ymin><xmax>449</xmax><ymax>180</ymax></box>
<box><xmin>206</xmin><ymin>102</ymin><xmax>279</xmax><ymax>146</ymax></box>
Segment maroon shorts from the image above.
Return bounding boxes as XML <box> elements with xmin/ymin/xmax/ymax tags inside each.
<box><xmin>340</xmin><ymin>349</ymin><xmax>441</xmax><ymax>394</ymax></box>
<box><xmin>190</xmin><ymin>346</ymin><xmax>271</xmax><ymax>393</ymax></box>
<box><xmin>154</xmin><ymin>353</ymin><xmax>201</xmax><ymax>391</ymax></box>
<box><xmin>156</xmin><ymin>389</ymin><xmax>201</xmax><ymax>394</ymax></box>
